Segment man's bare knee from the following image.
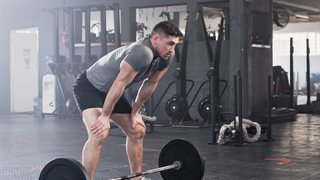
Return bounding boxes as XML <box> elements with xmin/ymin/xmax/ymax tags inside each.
<box><xmin>89</xmin><ymin>127</ymin><xmax>110</xmax><ymax>146</ymax></box>
<box><xmin>127</xmin><ymin>125</ymin><xmax>145</xmax><ymax>142</ymax></box>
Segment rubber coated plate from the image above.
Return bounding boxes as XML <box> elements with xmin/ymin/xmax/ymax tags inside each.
<box><xmin>39</xmin><ymin>158</ymin><xmax>90</xmax><ymax>180</ymax></box>
<box><xmin>198</xmin><ymin>97</ymin><xmax>211</xmax><ymax>119</ymax></box>
<box><xmin>158</xmin><ymin>139</ymin><xmax>205</xmax><ymax>180</ymax></box>
<box><xmin>197</xmin><ymin>96</ymin><xmax>222</xmax><ymax>120</ymax></box>
<box><xmin>165</xmin><ymin>95</ymin><xmax>187</xmax><ymax>118</ymax></box>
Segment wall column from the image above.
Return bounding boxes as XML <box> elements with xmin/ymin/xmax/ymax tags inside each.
<box><xmin>229</xmin><ymin>0</ymin><xmax>252</xmax><ymax>117</ymax></box>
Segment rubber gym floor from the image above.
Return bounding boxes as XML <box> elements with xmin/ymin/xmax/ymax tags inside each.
<box><xmin>1</xmin><ymin>112</ymin><xmax>320</xmax><ymax>180</ymax></box>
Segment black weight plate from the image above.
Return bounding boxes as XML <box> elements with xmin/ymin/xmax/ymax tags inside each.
<box><xmin>159</xmin><ymin>139</ymin><xmax>205</xmax><ymax>180</ymax></box>
<box><xmin>202</xmin><ymin>101</ymin><xmax>211</xmax><ymax>116</ymax></box>
<box><xmin>198</xmin><ymin>98</ymin><xmax>211</xmax><ymax>119</ymax></box>
<box><xmin>168</xmin><ymin>100</ymin><xmax>180</xmax><ymax>114</ymax></box>
<box><xmin>39</xmin><ymin>158</ymin><xmax>90</xmax><ymax>180</ymax></box>
<box><xmin>165</xmin><ymin>95</ymin><xmax>187</xmax><ymax>118</ymax></box>
<box><xmin>197</xmin><ymin>96</ymin><xmax>222</xmax><ymax>120</ymax></box>
<box><xmin>165</xmin><ymin>96</ymin><xmax>182</xmax><ymax>116</ymax></box>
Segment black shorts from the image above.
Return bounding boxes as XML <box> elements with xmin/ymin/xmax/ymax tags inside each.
<box><xmin>73</xmin><ymin>72</ymin><xmax>132</xmax><ymax>114</ymax></box>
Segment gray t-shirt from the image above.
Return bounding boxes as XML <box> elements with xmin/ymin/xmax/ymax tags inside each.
<box><xmin>86</xmin><ymin>36</ymin><xmax>175</xmax><ymax>93</ymax></box>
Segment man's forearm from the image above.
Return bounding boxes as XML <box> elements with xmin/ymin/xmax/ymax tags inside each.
<box><xmin>101</xmin><ymin>83</ymin><xmax>126</xmax><ymax>117</ymax></box>
<box><xmin>132</xmin><ymin>80</ymin><xmax>157</xmax><ymax>114</ymax></box>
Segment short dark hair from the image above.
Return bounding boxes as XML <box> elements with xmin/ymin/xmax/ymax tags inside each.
<box><xmin>150</xmin><ymin>21</ymin><xmax>183</xmax><ymax>38</ymax></box>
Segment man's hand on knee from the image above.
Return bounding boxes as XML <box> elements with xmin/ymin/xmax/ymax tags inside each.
<box><xmin>91</xmin><ymin>115</ymin><xmax>110</xmax><ymax>135</ymax></box>
<box><xmin>131</xmin><ymin>113</ymin><xmax>146</xmax><ymax>130</ymax></box>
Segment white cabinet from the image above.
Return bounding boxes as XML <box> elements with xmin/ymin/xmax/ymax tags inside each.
<box><xmin>42</xmin><ymin>74</ymin><xmax>56</xmax><ymax>113</ymax></box>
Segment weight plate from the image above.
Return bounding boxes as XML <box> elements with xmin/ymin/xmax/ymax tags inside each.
<box><xmin>39</xmin><ymin>158</ymin><xmax>90</xmax><ymax>180</ymax></box>
<box><xmin>165</xmin><ymin>95</ymin><xmax>187</xmax><ymax>118</ymax></box>
<box><xmin>197</xmin><ymin>97</ymin><xmax>211</xmax><ymax>119</ymax></box>
<box><xmin>197</xmin><ymin>96</ymin><xmax>222</xmax><ymax>120</ymax></box>
<box><xmin>159</xmin><ymin>139</ymin><xmax>205</xmax><ymax>180</ymax></box>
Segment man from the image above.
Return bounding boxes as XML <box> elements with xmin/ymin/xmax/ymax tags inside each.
<box><xmin>73</xmin><ymin>21</ymin><xmax>182</xmax><ymax>180</ymax></box>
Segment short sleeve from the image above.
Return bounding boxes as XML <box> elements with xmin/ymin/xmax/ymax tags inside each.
<box><xmin>124</xmin><ymin>45</ymin><xmax>153</xmax><ymax>72</ymax></box>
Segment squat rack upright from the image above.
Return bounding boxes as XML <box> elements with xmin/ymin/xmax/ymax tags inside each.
<box><xmin>42</xmin><ymin>3</ymin><xmax>121</xmax><ymax>118</ymax></box>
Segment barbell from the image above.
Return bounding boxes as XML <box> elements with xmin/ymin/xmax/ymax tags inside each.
<box><xmin>38</xmin><ymin>139</ymin><xmax>205</xmax><ymax>180</ymax></box>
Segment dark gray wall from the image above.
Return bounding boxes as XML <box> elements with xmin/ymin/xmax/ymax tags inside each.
<box><xmin>252</xmin><ymin>47</ymin><xmax>272</xmax><ymax>113</ymax></box>
<box><xmin>0</xmin><ymin>0</ymin><xmax>273</xmax><ymax>121</ymax></box>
